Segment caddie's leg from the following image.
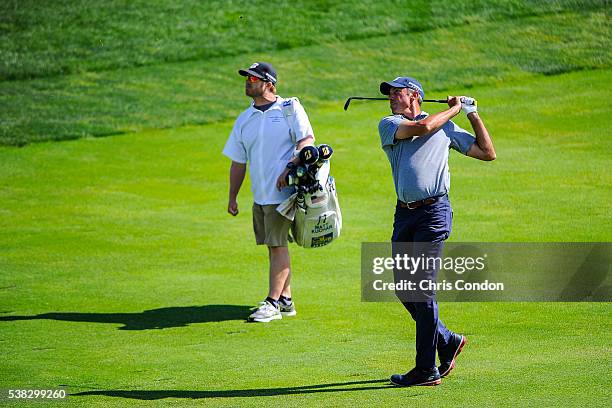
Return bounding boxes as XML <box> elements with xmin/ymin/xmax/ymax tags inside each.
<box><xmin>268</xmin><ymin>246</ymin><xmax>290</xmax><ymax>300</ymax></box>
<box><xmin>247</xmin><ymin>204</ymin><xmax>292</xmax><ymax>322</ymax></box>
<box><xmin>259</xmin><ymin>204</ymin><xmax>293</xmax><ymax>301</ymax></box>
<box><xmin>281</xmin><ymin>267</ymin><xmax>292</xmax><ymax>299</ymax></box>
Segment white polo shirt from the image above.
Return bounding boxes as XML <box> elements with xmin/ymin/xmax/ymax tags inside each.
<box><xmin>223</xmin><ymin>96</ymin><xmax>314</xmax><ymax>205</ymax></box>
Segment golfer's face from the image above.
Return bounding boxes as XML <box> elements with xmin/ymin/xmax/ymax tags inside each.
<box><xmin>389</xmin><ymin>87</ymin><xmax>411</xmax><ymax>113</ymax></box>
<box><xmin>245</xmin><ymin>76</ymin><xmax>267</xmax><ymax>97</ymax></box>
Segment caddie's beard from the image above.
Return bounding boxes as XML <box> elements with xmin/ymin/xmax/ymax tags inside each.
<box><xmin>245</xmin><ymin>83</ymin><xmax>264</xmax><ymax>98</ymax></box>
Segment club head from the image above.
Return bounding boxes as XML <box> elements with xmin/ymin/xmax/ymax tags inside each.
<box><xmin>299</xmin><ymin>145</ymin><xmax>319</xmax><ymax>165</ymax></box>
<box><xmin>343</xmin><ymin>98</ymin><xmax>351</xmax><ymax>111</ymax></box>
<box><xmin>317</xmin><ymin>144</ymin><xmax>333</xmax><ymax>160</ymax></box>
<box><xmin>285</xmin><ymin>172</ymin><xmax>298</xmax><ymax>186</ymax></box>
<box><xmin>295</xmin><ymin>165</ymin><xmax>307</xmax><ymax>178</ymax></box>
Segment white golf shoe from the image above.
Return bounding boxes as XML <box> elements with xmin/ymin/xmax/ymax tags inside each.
<box><xmin>248</xmin><ymin>301</ymin><xmax>282</xmax><ymax>323</ymax></box>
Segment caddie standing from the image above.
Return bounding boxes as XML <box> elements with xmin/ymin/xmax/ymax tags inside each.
<box><xmin>377</xmin><ymin>76</ymin><xmax>496</xmax><ymax>386</ymax></box>
<box><xmin>223</xmin><ymin>62</ymin><xmax>315</xmax><ymax>322</ymax></box>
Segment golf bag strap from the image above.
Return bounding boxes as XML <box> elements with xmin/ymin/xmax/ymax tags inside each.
<box><xmin>281</xmin><ymin>97</ymin><xmax>299</xmax><ymax>145</ymax></box>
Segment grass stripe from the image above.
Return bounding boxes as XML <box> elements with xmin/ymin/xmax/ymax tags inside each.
<box><xmin>1</xmin><ymin>10</ymin><xmax>609</xmax><ymax>146</ymax></box>
<box><xmin>1</xmin><ymin>0</ymin><xmax>605</xmax><ymax>80</ymax></box>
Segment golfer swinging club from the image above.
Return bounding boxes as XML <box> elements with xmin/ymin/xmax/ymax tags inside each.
<box><xmin>223</xmin><ymin>62</ymin><xmax>315</xmax><ymax>322</ymax></box>
<box><xmin>377</xmin><ymin>76</ymin><xmax>496</xmax><ymax>386</ymax></box>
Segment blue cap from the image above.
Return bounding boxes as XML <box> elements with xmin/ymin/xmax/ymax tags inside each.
<box><xmin>380</xmin><ymin>76</ymin><xmax>424</xmax><ymax>100</ymax></box>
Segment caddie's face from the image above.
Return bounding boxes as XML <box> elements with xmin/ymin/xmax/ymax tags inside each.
<box><xmin>245</xmin><ymin>75</ymin><xmax>268</xmax><ymax>97</ymax></box>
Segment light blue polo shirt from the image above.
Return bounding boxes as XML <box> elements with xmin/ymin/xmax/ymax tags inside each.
<box><xmin>378</xmin><ymin>112</ymin><xmax>475</xmax><ymax>203</ymax></box>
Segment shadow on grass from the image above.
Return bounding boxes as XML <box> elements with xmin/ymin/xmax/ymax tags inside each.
<box><xmin>0</xmin><ymin>305</ymin><xmax>251</xmax><ymax>330</ymax></box>
<box><xmin>71</xmin><ymin>379</ymin><xmax>399</xmax><ymax>400</ymax></box>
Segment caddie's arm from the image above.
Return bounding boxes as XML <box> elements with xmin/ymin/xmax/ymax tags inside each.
<box><xmin>290</xmin><ymin>136</ymin><xmax>315</xmax><ymax>165</ymax></box>
<box><xmin>462</xmin><ymin>98</ymin><xmax>496</xmax><ymax>161</ymax></box>
<box><xmin>276</xmin><ymin>136</ymin><xmax>315</xmax><ymax>190</ymax></box>
<box><xmin>228</xmin><ymin>161</ymin><xmax>246</xmax><ymax>216</ymax></box>
<box><xmin>395</xmin><ymin>96</ymin><xmax>462</xmax><ymax>140</ymax></box>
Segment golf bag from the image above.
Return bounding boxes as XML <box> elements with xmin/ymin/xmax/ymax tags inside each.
<box><xmin>291</xmin><ymin>161</ymin><xmax>342</xmax><ymax>248</ymax></box>
<box><xmin>278</xmin><ymin>97</ymin><xmax>342</xmax><ymax>248</ymax></box>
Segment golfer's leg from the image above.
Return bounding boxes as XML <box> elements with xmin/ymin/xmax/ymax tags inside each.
<box><xmin>392</xmin><ymin>205</ymin><xmax>416</xmax><ymax>306</ymax></box>
<box><xmin>436</xmin><ymin>318</ymin><xmax>453</xmax><ymax>350</ymax></box>
<box><xmin>408</xmin><ymin>240</ymin><xmax>440</xmax><ymax>369</ymax></box>
<box><xmin>413</xmin><ymin>300</ymin><xmax>439</xmax><ymax>369</ymax></box>
<box><xmin>412</xmin><ymin>249</ymin><xmax>449</xmax><ymax>367</ymax></box>
<box><xmin>413</xmin><ymin>197</ymin><xmax>454</xmax><ymax>361</ymax></box>
<box><xmin>413</xmin><ymin>240</ymin><xmax>452</xmax><ymax>350</ymax></box>
<box><xmin>268</xmin><ymin>246</ymin><xmax>290</xmax><ymax>300</ymax></box>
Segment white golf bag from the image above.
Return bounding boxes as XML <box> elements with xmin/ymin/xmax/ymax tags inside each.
<box><xmin>291</xmin><ymin>161</ymin><xmax>342</xmax><ymax>248</ymax></box>
<box><xmin>277</xmin><ymin>97</ymin><xmax>342</xmax><ymax>248</ymax></box>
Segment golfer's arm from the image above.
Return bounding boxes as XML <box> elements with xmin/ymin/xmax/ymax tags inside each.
<box><xmin>466</xmin><ymin>113</ymin><xmax>496</xmax><ymax>161</ymax></box>
<box><xmin>396</xmin><ymin>106</ymin><xmax>461</xmax><ymax>140</ymax></box>
<box><xmin>229</xmin><ymin>161</ymin><xmax>246</xmax><ymax>200</ymax></box>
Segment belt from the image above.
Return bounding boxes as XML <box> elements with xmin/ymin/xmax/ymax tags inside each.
<box><xmin>398</xmin><ymin>195</ymin><xmax>445</xmax><ymax>209</ymax></box>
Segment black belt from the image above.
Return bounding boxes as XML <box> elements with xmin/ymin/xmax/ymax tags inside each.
<box><xmin>398</xmin><ymin>195</ymin><xmax>445</xmax><ymax>209</ymax></box>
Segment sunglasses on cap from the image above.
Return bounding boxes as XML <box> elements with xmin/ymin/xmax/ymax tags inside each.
<box><xmin>247</xmin><ymin>74</ymin><xmax>276</xmax><ymax>83</ymax></box>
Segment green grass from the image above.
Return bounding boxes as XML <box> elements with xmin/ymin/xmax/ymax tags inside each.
<box><xmin>1</xmin><ymin>69</ymin><xmax>610</xmax><ymax>407</ymax></box>
<box><xmin>1</xmin><ymin>9</ymin><xmax>610</xmax><ymax>145</ymax></box>
<box><xmin>1</xmin><ymin>1</ymin><xmax>610</xmax><ymax>405</ymax></box>
<box><xmin>1</xmin><ymin>0</ymin><xmax>604</xmax><ymax>80</ymax></box>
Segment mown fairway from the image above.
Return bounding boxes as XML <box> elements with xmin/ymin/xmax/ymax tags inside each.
<box><xmin>1</xmin><ymin>5</ymin><xmax>609</xmax><ymax>145</ymax></box>
<box><xmin>0</xmin><ymin>1</ymin><xmax>610</xmax><ymax>407</ymax></box>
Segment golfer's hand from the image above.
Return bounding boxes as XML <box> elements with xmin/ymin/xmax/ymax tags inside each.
<box><xmin>461</xmin><ymin>96</ymin><xmax>478</xmax><ymax>115</ymax></box>
<box><xmin>228</xmin><ymin>199</ymin><xmax>239</xmax><ymax>216</ymax></box>
<box><xmin>276</xmin><ymin>168</ymin><xmax>290</xmax><ymax>191</ymax></box>
<box><xmin>447</xmin><ymin>96</ymin><xmax>462</xmax><ymax>114</ymax></box>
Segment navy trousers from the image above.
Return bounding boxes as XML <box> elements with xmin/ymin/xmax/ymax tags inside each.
<box><xmin>392</xmin><ymin>195</ymin><xmax>454</xmax><ymax>370</ymax></box>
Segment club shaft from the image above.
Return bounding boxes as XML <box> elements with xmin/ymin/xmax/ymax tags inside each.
<box><xmin>344</xmin><ymin>96</ymin><xmax>447</xmax><ymax>110</ymax></box>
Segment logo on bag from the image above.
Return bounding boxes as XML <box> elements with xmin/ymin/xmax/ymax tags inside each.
<box><xmin>311</xmin><ymin>233</ymin><xmax>334</xmax><ymax>248</ymax></box>
<box><xmin>312</xmin><ymin>214</ymin><xmax>333</xmax><ymax>234</ymax></box>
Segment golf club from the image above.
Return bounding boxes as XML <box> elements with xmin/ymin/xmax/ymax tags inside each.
<box><xmin>343</xmin><ymin>96</ymin><xmax>448</xmax><ymax>111</ymax></box>
<box><xmin>298</xmin><ymin>145</ymin><xmax>319</xmax><ymax>165</ymax></box>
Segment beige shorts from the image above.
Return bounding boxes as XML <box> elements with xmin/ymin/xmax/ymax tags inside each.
<box><xmin>252</xmin><ymin>203</ymin><xmax>292</xmax><ymax>247</ymax></box>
